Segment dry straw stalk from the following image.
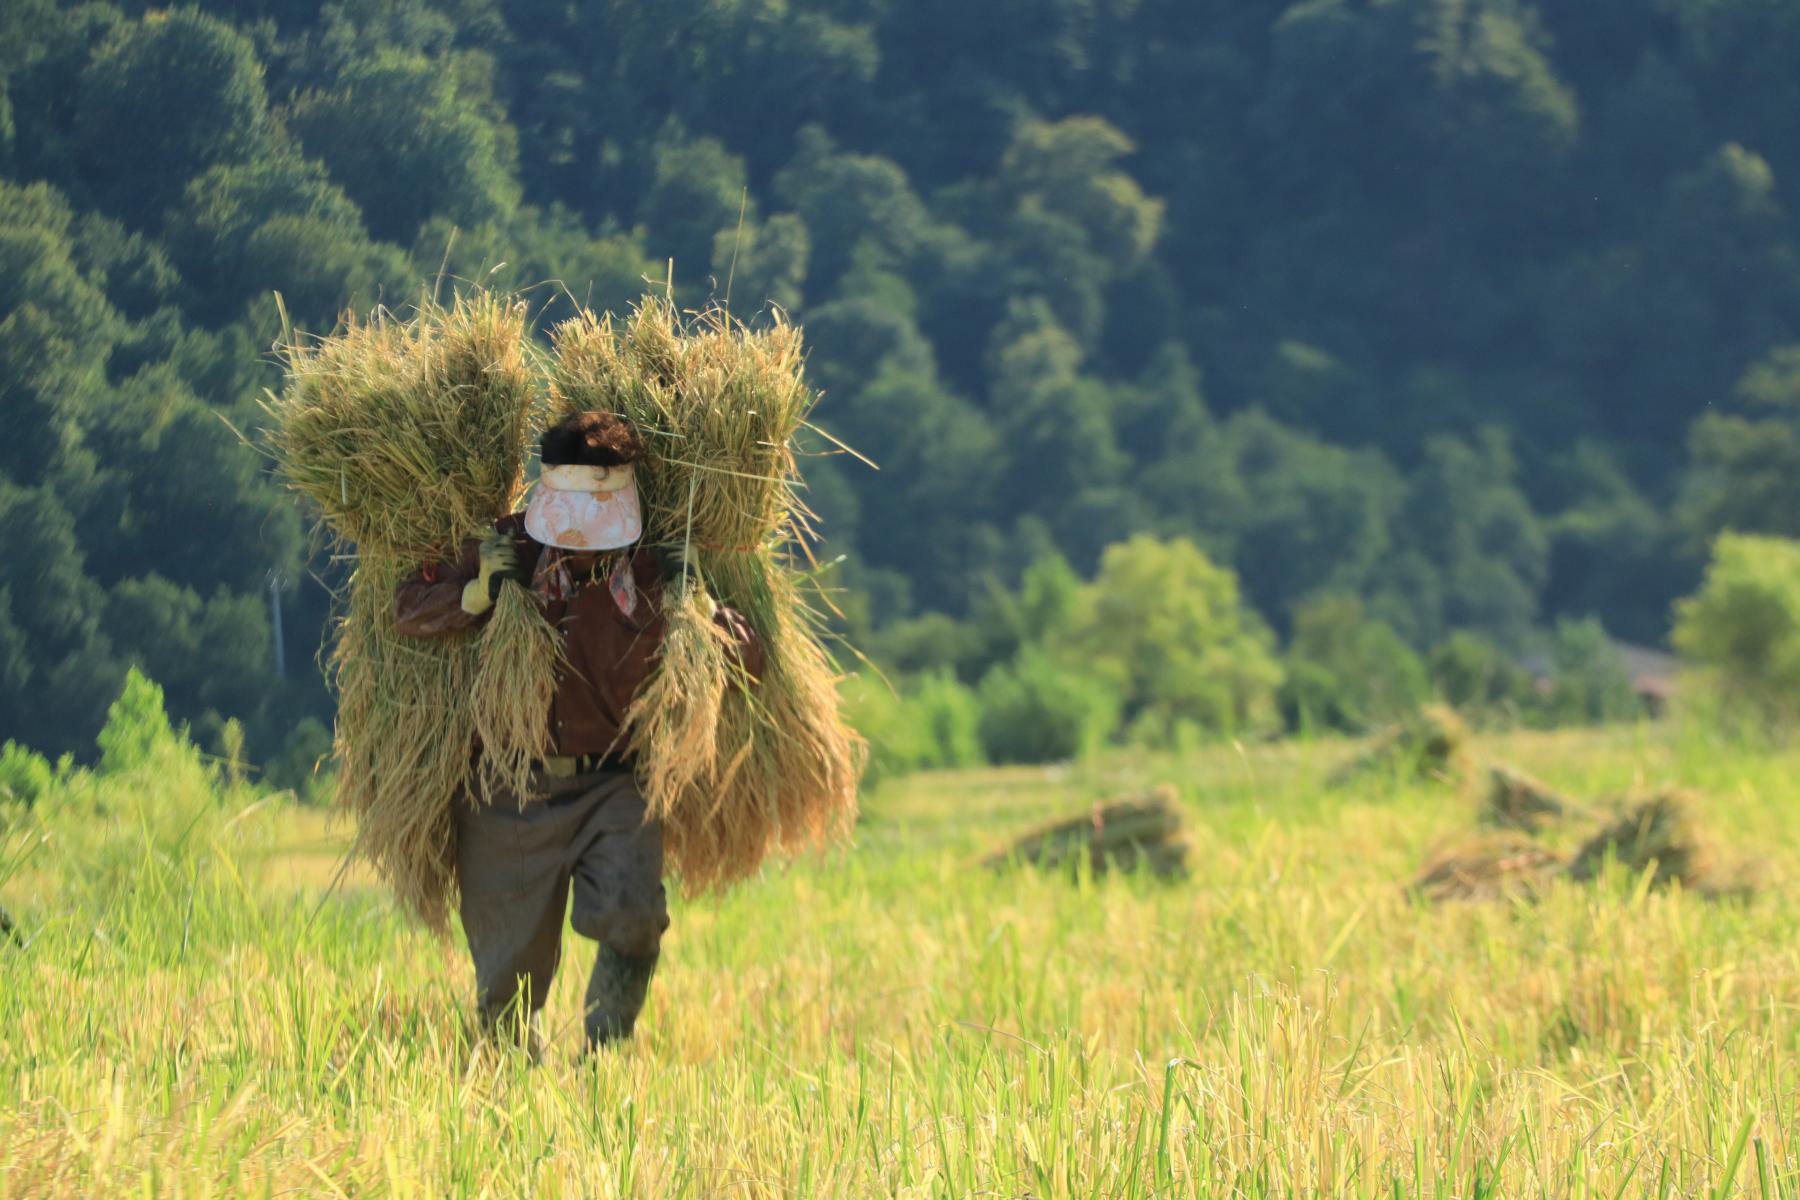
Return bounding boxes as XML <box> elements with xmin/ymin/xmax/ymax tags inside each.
<box><xmin>549</xmin><ymin>298</ymin><xmax>862</xmax><ymax>891</ymax></box>
<box><xmin>267</xmin><ymin>292</ymin><xmax>555</xmax><ymax>927</ymax></box>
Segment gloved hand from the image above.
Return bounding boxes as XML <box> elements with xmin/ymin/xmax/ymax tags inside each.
<box><xmin>653</xmin><ymin>541</ymin><xmax>695</xmax><ymax>587</ymax></box>
<box><xmin>460</xmin><ymin>531</ymin><xmax>524</xmax><ymax>615</ymax></box>
<box><xmin>654</xmin><ymin>542</ymin><xmax>716</xmax><ymax>616</ymax></box>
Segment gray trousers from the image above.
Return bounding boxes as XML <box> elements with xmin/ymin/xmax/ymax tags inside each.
<box><xmin>454</xmin><ymin>768</ymin><xmax>668</xmax><ymax>1031</ymax></box>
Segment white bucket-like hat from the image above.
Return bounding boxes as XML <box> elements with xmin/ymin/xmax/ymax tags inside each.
<box><xmin>524</xmin><ymin>462</ymin><xmax>643</xmax><ymax>551</ymax></box>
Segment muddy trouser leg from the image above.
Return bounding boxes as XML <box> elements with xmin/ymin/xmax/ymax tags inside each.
<box><xmin>454</xmin><ymin>789</ymin><xmax>572</xmax><ymax>1046</ymax></box>
<box><xmin>566</xmin><ymin>770</ymin><xmax>669</xmax><ymax>1047</ymax></box>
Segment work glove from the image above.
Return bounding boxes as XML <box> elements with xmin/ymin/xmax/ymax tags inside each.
<box><xmin>654</xmin><ymin>541</ymin><xmax>695</xmax><ymax>587</ymax></box>
<box><xmin>654</xmin><ymin>542</ymin><xmax>716</xmax><ymax>616</ymax></box>
<box><xmin>460</xmin><ymin>531</ymin><xmax>525</xmax><ymax>615</ymax></box>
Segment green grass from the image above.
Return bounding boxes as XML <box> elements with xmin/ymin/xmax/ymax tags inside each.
<box><xmin>3</xmin><ymin>722</ymin><xmax>1799</xmax><ymax>1197</ymax></box>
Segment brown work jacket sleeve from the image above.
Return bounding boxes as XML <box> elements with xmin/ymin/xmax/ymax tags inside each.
<box><xmin>393</xmin><ymin>517</ymin><xmax>543</xmax><ymax>637</ymax></box>
<box><xmin>393</xmin><ymin>540</ymin><xmax>484</xmax><ymax>637</ymax></box>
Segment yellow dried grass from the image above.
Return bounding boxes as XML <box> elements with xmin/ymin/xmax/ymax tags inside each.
<box><xmin>548</xmin><ymin>298</ymin><xmax>862</xmax><ymax>890</ymax></box>
<box><xmin>267</xmin><ymin>292</ymin><xmax>555</xmax><ymax>927</ymax></box>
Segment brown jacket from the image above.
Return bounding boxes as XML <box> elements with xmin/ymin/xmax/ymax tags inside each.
<box><xmin>393</xmin><ymin>515</ymin><xmax>762</xmax><ymax>757</ymax></box>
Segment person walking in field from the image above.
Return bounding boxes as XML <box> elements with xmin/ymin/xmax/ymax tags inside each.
<box><xmin>393</xmin><ymin>410</ymin><xmax>761</xmax><ymax>1051</ymax></box>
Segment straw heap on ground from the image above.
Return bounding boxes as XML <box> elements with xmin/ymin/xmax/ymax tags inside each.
<box><xmin>549</xmin><ymin>298</ymin><xmax>863</xmax><ymax>891</ymax></box>
<box><xmin>265</xmin><ymin>293</ymin><xmax>554</xmax><ymax>928</ymax></box>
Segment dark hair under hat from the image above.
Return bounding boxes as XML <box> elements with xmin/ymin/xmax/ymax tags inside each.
<box><xmin>540</xmin><ymin>411</ymin><xmax>643</xmax><ymax>468</ymax></box>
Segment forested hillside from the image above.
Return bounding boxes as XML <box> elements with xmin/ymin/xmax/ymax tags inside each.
<box><xmin>3</xmin><ymin>0</ymin><xmax>1798</xmax><ymax>768</ymax></box>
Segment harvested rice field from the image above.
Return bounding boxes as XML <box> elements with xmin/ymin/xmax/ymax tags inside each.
<box><xmin>4</xmin><ymin>721</ymin><xmax>1800</xmax><ymax>1197</ymax></box>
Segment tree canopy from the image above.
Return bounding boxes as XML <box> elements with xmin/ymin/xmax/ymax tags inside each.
<box><xmin>4</xmin><ymin>0</ymin><xmax>1797</xmax><ymax>763</ymax></box>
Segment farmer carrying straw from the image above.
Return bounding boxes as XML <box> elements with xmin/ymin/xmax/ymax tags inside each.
<box><xmin>393</xmin><ymin>410</ymin><xmax>762</xmax><ymax>1051</ymax></box>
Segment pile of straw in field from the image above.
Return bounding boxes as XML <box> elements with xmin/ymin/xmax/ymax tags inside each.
<box><xmin>1566</xmin><ymin>789</ymin><xmax>1757</xmax><ymax>897</ymax></box>
<box><xmin>1329</xmin><ymin>704</ymin><xmax>1474</xmax><ymax>789</ymax></box>
<box><xmin>1480</xmin><ymin>763</ymin><xmax>1584</xmax><ymax>833</ymax></box>
<box><xmin>548</xmin><ymin>298</ymin><xmax>862</xmax><ymax>891</ymax></box>
<box><xmin>267</xmin><ymin>293</ymin><xmax>555</xmax><ymax>928</ymax></box>
<box><xmin>1413</xmin><ymin>780</ymin><xmax>1756</xmax><ymax>904</ymax></box>
<box><xmin>1411</xmin><ymin>832</ymin><xmax>1564</xmax><ymax>903</ymax></box>
<box><xmin>983</xmin><ymin>785</ymin><xmax>1189</xmax><ymax>881</ymax></box>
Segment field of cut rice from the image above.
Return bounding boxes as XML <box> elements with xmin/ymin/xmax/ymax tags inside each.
<box><xmin>3</xmin><ymin>721</ymin><xmax>1799</xmax><ymax>1197</ymax></box>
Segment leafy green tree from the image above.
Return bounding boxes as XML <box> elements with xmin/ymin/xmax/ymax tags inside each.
<box><xmin>1680</xmin><ymin>346</ymin><xmax>1800</xmax><ymax>543</ymax></box>
<box><xmin>976</xmin><ymin>649</ymin><xmax>1121</xmax><ymax>765</ymax></box>
<box><xmin>1428</xmin><ymin>630</ymin><xmax>1534</xmax><ymax>718</ymax></box>
<box><xmin>1279</xmin><ymin>594</ymin><xmax>1428</xmax><ymax>732</ymax></box>
<box><xmin>1379</xmin><ymin>431</ymin><xmax>1547</xmax><ymax>647</ymax></box>
<box><xmin>842</xmin><ymin>669</ymin><xmax>984</xmax><ymax>785</ymax></box>
<box><xmin>240</xmin><ymin>214</ymin><xmax>413</xmax><ymax>329</ymax></box>
<box><xmin>66</xmin><ymin>213</ymin><xmax>182</xmax><ymax>319</ymax></box>
<box><xmin>161</xmin><ymin>156</ymin><xmax>369</xmax><ymax>322</ymax></box>
<box><xmin>1673</xmin><ymin>533</ymin><xmax>1800</xmax><ymax>724</ymax></box>
<box><xmin>0</xmin><ymin>485</ymin><xmax>104</xmax><ymax>670</ymax></box>
<box><xmin>1418</xmin><ymin>0</ymin><xmax>1581</xmax><ymax>231</ymax></box>
<box><xmin>1218</xmin><ymin>411</ymin><xmax>1402</xmax><ymax>621</ymax></box>
<box><xmin>865</xmin><ymin>612</ymin><xmax>989</xmax><ymax>681</ymax></box>
<box><xmin>95</xmin><ymin>666</ymin><xmax>177</xmax><ymax>775</ymax></box>
<box><xmin>288</xmin><ymin>49</ymin><xmax>520</xmax><ymax>242</ymax></box>
<box><xmin>103</xmin><ymin>575</ymin><xmax>273</xmax><ymax>724</ymax></box>
<box><xmin>1068</xmin><ymin>535</ymin><xmax>1283</xmax><ymax>739</ymax></box>
<box><xmin>0</xmin><ymin>182</ymin><xmax>119</xmax><ymax>341</ymax></box>
<box><xmin>0</xmin><ymin>740</ymin><xmax>53</xmax><ymax>809</ymax></box>
<box><xmin>1112</xmin><ymin>343</ymin><xmax>1210</xmax><ymax>463</ymax></box>
<box><xmin>73</xmin><ymin>9</ymin><xmax>274</xmax><ymax>225</ymax></box>
<box><xmin>801</xmin><ymin>297</ymin><xmax>937</xmax><ymax>401</ymax></box>
<box><xmin>712</xmin><ymin>214</ymin><xmax>808</xmax><ymax>315</ymax></box>
<box><xmin>0</xmin><ymin>306</ymin><xmax>106</xmax><ymax>486</ymax></box>
<box><xmin>639</xmin><ymin>130</ymin><xmax>748</xmax><ymax>278</ymax></box>
<box><xmin>999</xmin><ymin>117</ymin><xmax>1162</xmax><ymax>268</ymax></box>
<box><xmin>411</xmin><ymin>211</ymin><xmax>653</xmax><ymax>329</ymax></box>
<box><xmin>1541</xmin><ymin>442</ymin><xmax>1688</xmax><ymax>644</ymax></box>
<box><xmin>78</xmin><ymin>367</ymin><xmax>303</xmax><ymax>593</ymax></box>
<box><xmin>774</xmin><ymin>127</ymin><xmax>931</xmax><ymax>291</ymax></box>
<box><xmin>1534</xmin><ymin>617</ymin><xmax>1640</xmax><ymax>727</ymax></box>
<box><xmin>827</xmin><ymin>363</ymin><xmax>1000</xmax><ymax>605</ymax></box>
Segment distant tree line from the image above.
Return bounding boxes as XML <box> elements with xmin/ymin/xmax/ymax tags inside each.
<box><xmin>3</xmin><ymin>0</ymin><xmax>1799</xmax><ymax>772</ymax></box>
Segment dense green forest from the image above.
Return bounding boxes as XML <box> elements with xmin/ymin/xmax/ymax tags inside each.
<box><xmin>3</xmin><ymin>0</ymin><xmax>1799</xmax><ymax>771</ymax></box>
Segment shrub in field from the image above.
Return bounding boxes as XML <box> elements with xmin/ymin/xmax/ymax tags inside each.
<box><xmin>95</xmin><ymin>667</ymin><xmax>180</xmax><ymax>775</ymax></box>
<box><xmin>1672</xmin><ymin>533</ymin><xmax>1800</xmax><ymax>725</ymax></box>
<box><xmin>842</xmin><ymin>671</ymin><xmax>982</xmax><ymax>786</ymax></box>
<box><xmin>1066</xmin><ymin>535</ymin><xmax>1282</xmax><ymax>740</ymax></box>
<box><xmin>977</xmin><ymin>650</ymin><xmax>1121</xmax><ymax>764</ymax></box>
<box><xmin>1428</xmin><ymin>630</ymin><xmax>1536</xmax><ymax>721</ymax></box>
<box><xmin>1279</xmin><ymin>593</ymin><xmax>1428</xmax><ymax>732</ymax></box>
<box><xmin>910</xmin><ymin>672</ymin><xmax>984</xmax><ymax>771</ymax></box>
<box><xmin>0</xmin><ymin>741</ymin><xmax>52</xmax><ymax>810</ymax></box>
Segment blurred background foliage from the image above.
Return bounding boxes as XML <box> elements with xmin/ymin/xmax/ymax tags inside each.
<box><xmin>3</xmin><ymin>0</ymin><xmax>1799</xmax><ymax>776</ymax></box>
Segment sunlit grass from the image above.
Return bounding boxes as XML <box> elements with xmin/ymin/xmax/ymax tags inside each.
<box><xmin>3</xmin><ymin>723</ymin><xmax>1799</xmax><ymax>1196</ymax></box>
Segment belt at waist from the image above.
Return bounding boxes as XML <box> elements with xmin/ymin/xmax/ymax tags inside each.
<box><xmin>535</xmin><ymin>751</ymin><xmax>634</xmax><ymax>780</ymax></box>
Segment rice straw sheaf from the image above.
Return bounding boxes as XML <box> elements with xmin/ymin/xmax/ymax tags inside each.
<box><xmin>548</xmin><ymin>298</ymin><xmax>863</xmax><ymax>890</ymax></box>
<box><xmin>267</xmin><ymin>292</ymin><xmax>555</xmax><ymax>927</ymax></box>
<box><xmin>328</xmin><ymin>559</ymin><xmax>476</xmax><ymax>927</ymax></box>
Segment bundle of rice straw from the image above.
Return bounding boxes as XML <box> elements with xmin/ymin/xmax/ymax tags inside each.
<box><xmin>1327</xmin><ymin>704</ymin><xmax>1473</xmax><ymax>789</ymax></box>
<box><xmin>1479</xmin><ymin>762</ymin><xmax>1585</xmax><ymax>833</ymax></box>
<box><xmin>548</xmin><ymin>297</ymin><xmax>863</xmax><ymax>890</ymax></box>
<box><xmin>1410</xmin><ymin>832</ymin><xmax>1565</xmax><ymax>903</ymax></box>
<box><xmin>266</xmin><ymin>292</ymin><xmax>557</xmax><ymax>928</ymax></box>
<box><xmin>982</xmin><ymin>785</ymin><xmax>1190</xmax><ymax>881</ymax></box>
<box><xmin>1565</xmin><ymin>789</ymin><xmax>1750</xmax><ymax>896</ymax></box>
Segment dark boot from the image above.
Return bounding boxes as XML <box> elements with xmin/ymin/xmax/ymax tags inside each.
<box><xmin>584</xmin><ymin>945</ymin><xmax>658</xmax><ymax>1047</ymax></box>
